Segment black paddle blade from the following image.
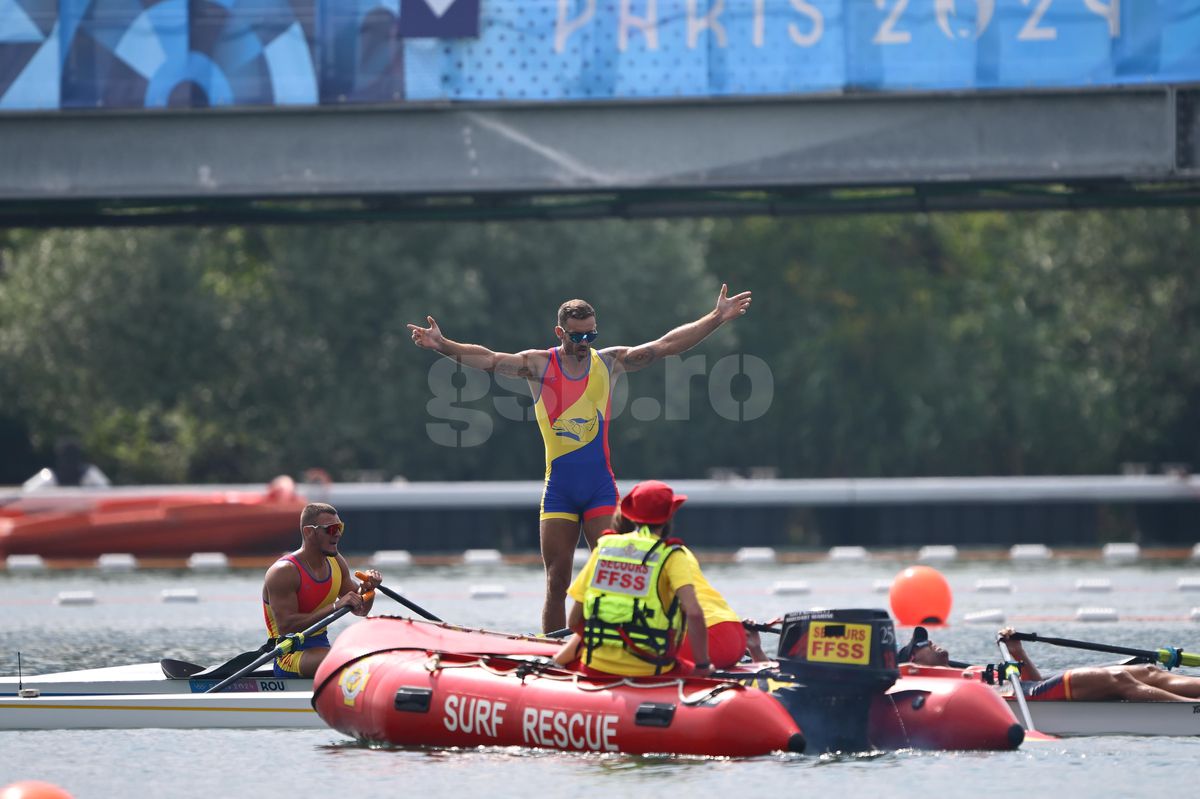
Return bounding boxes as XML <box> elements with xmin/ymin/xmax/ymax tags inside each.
<box><xmin>160</xmin><ymin>658</ymin><xmax>206</xmax><ymax>680</ymax></box>
<box><xmin>191</xmin><ymin>646</ymin><xmax>275</xmax><ymax>680</ymax></box>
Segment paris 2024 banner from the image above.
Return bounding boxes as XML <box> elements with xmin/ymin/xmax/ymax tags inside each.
<box><xmin>1</xmin><ymin>0</ymin><xmax>1198</xmax><ymax>111</ymax></box>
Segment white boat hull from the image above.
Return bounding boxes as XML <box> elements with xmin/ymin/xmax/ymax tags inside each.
<box><xmin>1007</xmin><ymin>697</ymin><xmax>1200</xmax><ymax>737</ymax></box>
<box><xmin>0</xmin><ymin>662</ymin><xmax>317</xmax><ymax>730</ymax></box>
<box><xmin>0</xmin><ymin>691</ymin><xmax>320</xmax><ymax>730</ymax></box>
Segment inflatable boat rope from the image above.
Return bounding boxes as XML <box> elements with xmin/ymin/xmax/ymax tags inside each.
<box><xmin>423</xmin><ymin>651</ymin><xmax>742</xmax><ymax>704</ymax></box>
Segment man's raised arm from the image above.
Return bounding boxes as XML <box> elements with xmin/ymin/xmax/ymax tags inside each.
<box><xmin>408</xmin><ymin>316</ymin><xmax>548</xmax><ymax>378</ymax></box>
<box><xmin>606</xmin><ymin>284</ymin><xmax>752</xmax><ymax>374</ymax></box>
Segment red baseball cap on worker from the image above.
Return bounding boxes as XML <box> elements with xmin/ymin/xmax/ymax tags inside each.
<box><xmin>619</xmin><ymin>480</ymin><xmax>687</xmax><ymax>526</ymax></box>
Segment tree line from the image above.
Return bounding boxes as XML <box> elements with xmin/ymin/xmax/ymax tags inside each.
<box><xmin>1</xmin><ymin>209</ymin><xmax>1196</xmax><ymax>486</ymax></box>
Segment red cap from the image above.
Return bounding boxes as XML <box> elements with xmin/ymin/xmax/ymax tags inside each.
<box><xmin>619</xmin><ymin>480</ymin><xmax>687</xmax><ymax>526</ymax></box>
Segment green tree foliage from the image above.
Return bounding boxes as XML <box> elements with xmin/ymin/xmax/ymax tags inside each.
<box><xmin>1</xmin><ymin>210</ymin><xmax>1196</xmax><ymax>484</ymax></box>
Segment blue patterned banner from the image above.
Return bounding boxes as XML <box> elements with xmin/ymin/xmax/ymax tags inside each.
<box><xmin>2</xmin><ymin>0</ymin><xmax>1199</xmax><ymax>111</ymax></box>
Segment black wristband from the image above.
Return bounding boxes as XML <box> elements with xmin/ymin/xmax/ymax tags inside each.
<box><xmin>694</xmin><ymin>661</ymin><xmax>711</xmax><ymax>669</ymax></box>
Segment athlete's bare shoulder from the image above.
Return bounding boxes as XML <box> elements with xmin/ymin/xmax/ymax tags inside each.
<box><xmin>495</xmin><ymin>348</ymin><xmax>552</xmax><ymax>379</ymax></box>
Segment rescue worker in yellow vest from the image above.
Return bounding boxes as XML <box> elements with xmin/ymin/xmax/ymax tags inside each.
<box><xmin>553</xmin><ymin>480</ymin><xmax>714</xmax><ymax>677</ymax></box>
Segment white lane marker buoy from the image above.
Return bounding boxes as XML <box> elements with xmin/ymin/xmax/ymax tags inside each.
<box><xmin>97</xmin><ymin>553</ymin><xmax>137</xmax><ymax>572</ymax></box>
<box><xmin>463</xmin><ymin>549</ymin><xmax>503</xmax><ymax>565</ymax></box>
<box><xmin>963</xmin><ymin>608</ymin><xmax>1006</xmax><ymax>624</ymax></box>
<box><xmin>371</xmin><ymin>550</ymin><xmax>413</xmax><ymax>568</ymax></box>
<box><xmin>187</xmin><ymin>552</ymin><xmax>229</xmax><ymax>571</ymax></box>
<box><xmin>1075</xmin><ymin>578</ymin><xmax>1113</xmax><ymax>593</ymax></box>
<box><xmin>975</xmin><ymin>578</ymin><xmax>1013</xmax><ymax>593</ymax></box>
<box><xmin>55</xmin><ymin>591</ymin><xmax>97</xmax><ymax>606</ymax></box>
<box><xmin>161</xmin><ymin>588</ymin><xmax>200</xmax><ymax>603</ymax></box>
<box><xmin>735</xmin><ymin>547</ymin><xmax>776</xmax><ymax>564</ymax></box>
<box><xmin>1102</xmin><ymin>543</ymin><xmax>1140</xmax><ymax>563</ymax></box>
<box><xmin>827</xmin><ymin>546</ymin><xmax>868</xmax><ymax>561</ymax></box>
<box><xmin>469</xmin><ymin>584</ymin><xmax>508</xmax><ymax>599</ymax></box>
<box><xmin>918</xmin><ymin>545</ymin><xmax>958</xmax><ymax>562</ymax></box>
<box><xmin>770</xmin><ymin>581</ymin><xmax>810</xmax><ymax>595</ymax></box>
<box><xmin>1075</xmin><ymin>606</ymin><xmax>1120</xmax><ymax>622</ymax></box>
<box><xmin>1009</xmin><ymin>543</ymin><xmax>1052</xmax><ymax>561</ymax></box>
<box><xmin>5</xmin><ymin>554</ymin><xmax>46</xmax><ymax>572</ymax></box>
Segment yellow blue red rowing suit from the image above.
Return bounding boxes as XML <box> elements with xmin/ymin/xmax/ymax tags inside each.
<box><xmin>262</xmin><ymin>554</ymin><xmax>341</xmax><ymax>677</ymax></box>
<box><xmin>534</xmin><ymin>347</ymin><xmax>618</xmax><ymax>522</ymax></box>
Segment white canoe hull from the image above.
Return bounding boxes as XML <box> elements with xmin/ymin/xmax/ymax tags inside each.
<box><xmin>0</xmin><ymin>662</ymin><xmax>312</xmax><ymax>697</ymax></box>
<box><xmin>1007</xmin><ymin>697</ymin><xmax>1200</xmax><ymax>737</ymax></box>
<box><xmin>0</xmin><ymin>662</ymin><xmax>318</xmax><ymax>730</ymax></box>
<box><xmin>0</xmin><ymin>691</ymin><xmax>320</xmax><ymax>730</ymax></box>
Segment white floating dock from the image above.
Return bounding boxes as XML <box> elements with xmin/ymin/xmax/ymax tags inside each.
<box><xmin>734</xmin><ymin>547</ymin><xmax>777</xmax><ymax>564</ymax></box>
<box><xmin>918</xmin><ymin>545</ymin><xmax>958</xmax><ymax>562</ymax></box>
<box><xmin>462</xmin><ymin>549</ymin><xmax>503</xmax><ymax>565</ymax></box>
<box><xmin>770</xmin><ymin>581</ymin><xmax>811</xmax><ymax>595</ymax></box>
<box><xmin>827</xmin><ymin>546</ymin><xmax>868</xmax><ymax>562</ymax></box>
<box><xmin>161</xmin><ymin>588</ymin><xmax>200</xmax><ymax>603</ymax></box>
<box><xmin>55</xmin><ymin>591</ymin><xmax>96</xmax><ymax>606</ymax></box>
<box><xmin>975</xmin><ymin>578</ymin><xmax>1013</xmax><ymax>593</ymax></box>
<box><xmin>1076</xmin><ymin>606</ymin><xmax>1120</xmax><ymax>622</ymax></box>
<box><xmin>5</xmin><ymin>554</ymin><xmax>46</xmax><ymax>571</ymax></box>
<box><xmin>370</xmin><ymin>550</ymin><xmax>414</xmax><ymax>568</ymax></box>
<box><xmin>1075</xmin><ymin>578</ymin><xmax>1113</xmax><ymax>593</ymax></box>
<box><xmin>186</xmin><ymin>552</ymin><xmax>229</xmax><ymax>571</ymax></box>
<box><xmin>1009</xmin><ymin>543</ymin><xmax>1052</xmax><ymax>561</ymax></box>
<box><xmin>468</xmin><ymin>584</ymin><xmax>508</xmax><ymax>599</ymax></box>
<box><xmin>963</xmin><ymin>608</ymin><xmax>1006</xmax><ymax>624</ymax></box>
<box><xmin>97</xmin><ymin>553</ymin><xmax>137</xmax><ymax>572</ymax></box>
<box><xmin>1102</xmin><ymin>543</ymin><xmax>1140</xmax><ymax>562</ymax></box>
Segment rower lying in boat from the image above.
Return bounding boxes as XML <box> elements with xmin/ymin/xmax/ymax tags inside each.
<box><xmin>897</xmin><ymin>626</ymin><xmax>1200</xmax><ymax>702</ymax></box>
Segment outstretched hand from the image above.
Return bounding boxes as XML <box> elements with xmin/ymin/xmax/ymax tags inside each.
<box><xmin>714</xmin><ymin>284</ymin><xmax>752</xmax><ymax>322</ymax></box>
<box><xmin>408</xmin><ymin>316</ymin><xmax>445</xmax><ymax>351</ymax></box>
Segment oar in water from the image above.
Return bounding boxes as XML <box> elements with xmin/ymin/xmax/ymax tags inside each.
<box><xmin>1008</xmin><ymin>631</ymin><xmax>1200</xmax><ymax>669</ymax></box>
<box><xmin>997</xmin><ymin>638</ymin><xmax>1058</xmax><ymax>742</ymax></box>
<box><xmin>354</xmin><ymin>571</ymin><xmax>442</xmax><ymax>622</ymax></box>
<box><xmin>204</xmin><ymin>591</ymin><xmax>373</xmax><ymax>694</ymax></box>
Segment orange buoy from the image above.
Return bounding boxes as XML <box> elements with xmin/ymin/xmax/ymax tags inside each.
<box><xmin>1</xmin><ymin>782</ymin><xmax>74</xmax><ymax>799</ymax></box>
<box><xmin>889</xmin><ymin>565</ymin><xmax>952</xmax><ymax>625</ymax></box>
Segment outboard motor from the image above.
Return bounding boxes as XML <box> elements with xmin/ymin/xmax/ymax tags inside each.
<box><xmin>769</xmin><ymin>608</ymin><xmax>899</xmax><ymax>752</ymax></box>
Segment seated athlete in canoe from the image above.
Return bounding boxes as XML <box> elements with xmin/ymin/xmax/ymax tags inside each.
<box><xmin>897</xmin><ymin>626</ymin><xmax>1200</xmax><ymax>702</ymax></box>
<box><xmin>262</xmin><ymin>502</ymin><xmax>381</xmax><ymax>677</ymax></box>
<box><xmin>552</xmin><ymin>480</ymin><xmax>767</xmax><ymax>677</ymax></box>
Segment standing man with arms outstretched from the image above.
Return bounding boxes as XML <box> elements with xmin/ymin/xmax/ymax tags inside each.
<box><xmin>262</xmin><ymin>502</ymin><xmax>381</xmax><ymax>677</ymax></box>
<box><xmin>408</xmin><ymin>284</ymin><xmax>752</xmax><ymax>633</ymax></box>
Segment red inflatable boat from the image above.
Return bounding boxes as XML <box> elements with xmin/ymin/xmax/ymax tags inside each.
<box><xmin>312</xmin><ymin>614</ymin><xmax>1025</xmax><ymax>756</ymax></box>
<box><xmin>0</xmin><ymin>476</ymin><xmax>306</xmax><ymax>558</ymax></box>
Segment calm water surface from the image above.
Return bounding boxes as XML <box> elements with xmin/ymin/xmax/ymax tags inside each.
<box><xmin>2</xmin><ymin>557</ymin><xmax>1199</xmax><ymax>798</ymax></box>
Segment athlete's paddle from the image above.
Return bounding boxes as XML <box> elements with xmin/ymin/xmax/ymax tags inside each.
<box><xmin>355</xmin><ymin>571</ymin><xmax>442</xmax><ymax>622</ymax></box>
<box><xmin>204</xmin><ymin>591</ymin><xmax>372</xmax><ymax>694</ymax></box>
<box><xmin>997</xmin><ymin>638</ymin><xmax>1058</xmax><ymax>742</ymax></box>
<box><xmin>1008</xmin><ymin>631</ymin><xmax>1200</xmax><ymax>669</ymax></box>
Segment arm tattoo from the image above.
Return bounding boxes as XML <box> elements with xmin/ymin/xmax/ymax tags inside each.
<box><xmin>624</xmin><ymin>346</ymin><xmax>657</xmax><ymax>368</ymax></box>
<box><xmin>496</xmin><ymin>358</ymin><xmax>536</xmax><ymax>378</ymax></box>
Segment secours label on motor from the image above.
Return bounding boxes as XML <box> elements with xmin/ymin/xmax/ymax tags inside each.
<box><xmin>807</xmin><ymin>622</ymin><xmax>872</xmax><ymax>665</ymax></box>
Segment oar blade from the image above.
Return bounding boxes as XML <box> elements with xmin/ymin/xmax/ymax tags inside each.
<box><xmin>1022</xmin><ymin>729</ymin><xmax>1060</xmax><ymax>742</ymax></box>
